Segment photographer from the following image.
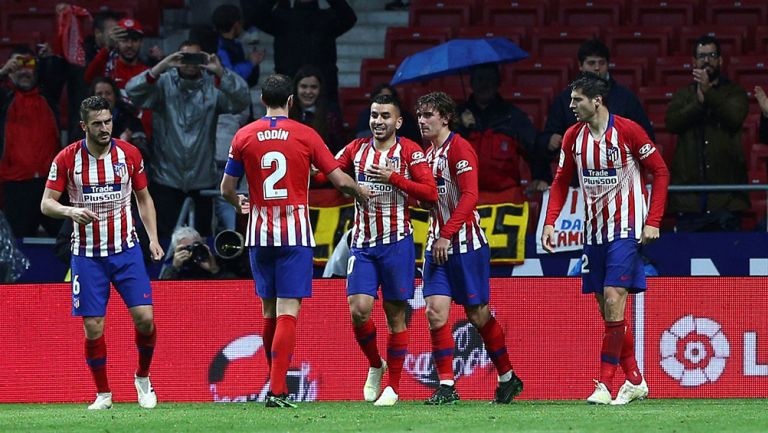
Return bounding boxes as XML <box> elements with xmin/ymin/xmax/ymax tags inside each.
<box><xmin>160</xmin><ymin>226</ymin><xmax>236</xmax><ymax>280</ymax></box>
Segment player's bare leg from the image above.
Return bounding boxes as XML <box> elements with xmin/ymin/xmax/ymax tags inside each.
<box><xmin>128</xmin><ymin>305</ymin><xmax>157</xmax><ymax>408</ymax></box>
<box><xmin>373</xmin><ymin>300</ymin><xmax>409</xmax><ymax>406</ymax></box>
<box><xmin>465</xmin><ymin>304</ymin><xmax>523</xmax><ymax>403</ymax></box>
<box><xmin>266</xmin><ymin>298</ymin><xmax>301</xmax><ymax>408</ymax></box>
<box><xmin>349</xmin><ymin>294</ymin><xmax>386</xmax><ymax>402</ymax></box>
<box><xmin>83</xmin><ymin>316</ymin><xmax>112</xmax><ymax>410</ymax></box>
<box><xmin>424</xmin><ymin>295</ymin><xmax>459</xmax><ymax>405</ymax></box>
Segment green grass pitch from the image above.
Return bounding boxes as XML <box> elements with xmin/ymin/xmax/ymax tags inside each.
<box><xmin>2</xmin><ymin>400</ymin><xmax>767</xmax><ymax>433</ymax></box>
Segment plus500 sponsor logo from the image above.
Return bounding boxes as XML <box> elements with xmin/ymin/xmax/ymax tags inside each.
<box><xmin>83</xmin><ymin>184</ymin><xmax>122</xmax><ymax>202</ymax></box>
<box><xmin>582</xmin><ymin>168</ymin><xmax>618</xmax><ymax>186</ymax></box>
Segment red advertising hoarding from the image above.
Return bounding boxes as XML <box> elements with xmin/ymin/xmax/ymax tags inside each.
<box><xmin>2</xmin><ymin>278</ymin><xmax>766</xmax><ymax>403</ymax></box>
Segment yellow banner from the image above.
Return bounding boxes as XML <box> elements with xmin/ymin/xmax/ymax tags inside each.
<box><xmin>310</xmin><ymin>202</ymin><xmax>528</xmax><ymax>265</ymax></box>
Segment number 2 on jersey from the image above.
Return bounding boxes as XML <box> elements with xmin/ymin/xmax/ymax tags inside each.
<box><xmin>262</xmin><ymin>151</ymin><xmax>288</xmax><ymax>200</ymax></box>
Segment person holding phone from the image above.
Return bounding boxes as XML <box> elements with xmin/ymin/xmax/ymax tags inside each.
<box><xmin>125</xmin><ymin>40</ymin><xmax>250</xmax><ymax>242</ymax></box>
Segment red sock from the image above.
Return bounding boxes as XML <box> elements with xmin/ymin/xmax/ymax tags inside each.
<box><xmin>135</xmin><ymin>325</ymin><xmax>157</xmax><ymax>377</ymax></box>
<box><xmin>85</xmin><ymin>335</ymin><xmax>110</xmax><ymax>393</ymax></box>
<box><xmin>270</xmin><ymin>315</ymin><xmax>297</xmax><ymax>395</ymax></box>
<box><xmin>262</xmin><ymin>318</ymin><xmax>277</xmax><ymax>370</ymax></box>
<box><xmin>477</xmin><ymin>316</ymin><xmax>513</xmax><ymax>376</ymax></box>
<box><xmin>430</xmin><ymin>324</ymin><xmax>454</xmax><ymax>382</ymax></box>
<box><xmin>354</xmin><ymin>319</ymin><xmax>382</xmax><ymax>368</ymax></box>
<box><xmin>599</xmin><ymin>320</ymin><xmax>626</xmax><ymax>391</ymax></box>
<box><xmin>386</xmin><ymin>330</ymin><xmax>408</xmax><ymax>393</ymax></box>
<box><xmin>620</xmin><ymin>326</ymin><xmax>643</xmax><ymax>385</ymax></box>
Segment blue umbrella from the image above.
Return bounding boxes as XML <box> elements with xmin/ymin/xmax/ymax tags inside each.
<box><xmin>390</xmin><ymin>37</ymin><xmax>529</xmax><ymax>86</ymax></box>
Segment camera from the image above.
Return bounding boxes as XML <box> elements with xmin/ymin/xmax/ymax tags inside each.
<box><xmin>183</xmin><ymin>241</ymin><xmax>210</xmax><ymax>264</ymax></box>
<box><xmin>180</xmin><ymin>52</ymin><xmax>208</xmax><ymax>65</ymax></box>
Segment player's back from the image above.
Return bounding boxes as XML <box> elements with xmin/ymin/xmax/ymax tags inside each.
<box><xmin>230</xmin><ymin>116</ymin><xmax>339</xmax><ymax>247</ymax></box>
<box><xmin>233</xmin><ymin>117</ymin><xmax>320</xmax><ymax>207</ymax></box>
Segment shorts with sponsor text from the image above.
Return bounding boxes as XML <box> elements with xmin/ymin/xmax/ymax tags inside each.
<box><xmin>249</xmin><ymin>246</ymin><xmax>313</xmax><ymax>299</ymax></box>
<box><xmin>423</xmin><ymin>243</ymin><xmax>490</xmax><ymax>306</ymax></box>
<box><xmin>346</xmin><ymin>236</ymin><xmax>415</xmax><ymax>301</ymax></box>
<box><xmin>581</xmin><ymin>238</ymin><xmax>646</xmax><ymax>295</ymax></box>
<box><xmin>70</xmin><ymin>245</ymin><xmax>152</xmax><ymax>316</ymax></box>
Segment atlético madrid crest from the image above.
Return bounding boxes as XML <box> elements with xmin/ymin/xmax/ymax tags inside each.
<box><xmin>113</xmin><ymin>162</ymin><xmax>127</xmax><ymax>178</ymax></box>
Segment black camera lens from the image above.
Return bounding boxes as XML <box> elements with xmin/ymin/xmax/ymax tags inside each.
<box><xmin>184</xmin><ymin>241</ymin><xmax>209</xmax><ymax>263</ymax></box>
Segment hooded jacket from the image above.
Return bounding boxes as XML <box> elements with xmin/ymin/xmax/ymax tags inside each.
<box><xmin>126</xmin><ymin>68</ymin><xmax>250</xmax><ymax>191</ymax></box>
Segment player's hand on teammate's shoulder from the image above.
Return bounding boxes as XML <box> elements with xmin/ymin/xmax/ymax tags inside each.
<box><xmin>640</xmin><ymin>225</ymin><xmax>660</xmax><ymax>245</ymax></box>
<box><xmin>69</xmin><ymin>207</ymin><xmax>99</xmax><ymax>225</ymax></box>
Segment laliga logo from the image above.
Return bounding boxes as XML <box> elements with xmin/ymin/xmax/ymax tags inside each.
<box><xmin>660</xmin><ymin>315</ymin><xmax>730</xmax><ymax>387</ymax></box>
<box><xmin>208</xmin><ymin>334</ymin><xmax>318</xmax><ymax>402</ymax></box>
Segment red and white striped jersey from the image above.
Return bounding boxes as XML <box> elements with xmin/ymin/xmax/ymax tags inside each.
<box><xmin>337</xmin><ymin>137</ymin><xmax>436</xmax><ymax>248</ymax></box>
<box><xmin>46</xmin><ymin>139</ymin><xmax>147</xmax><ymax>257</ymax></box>
<box><xmin>545</xmin><ymin>114</ymin><xmax>669</xmax><ymax>245</ymax></box>
<box><xmin>228</xmin><ymin>116</ymin><xmax>339</xmax><ymax>247</ymax></box>
<box><xmin>425</xmin><ymin>133</ymin><xmax>487</xmax><ymax>255</ymax></box>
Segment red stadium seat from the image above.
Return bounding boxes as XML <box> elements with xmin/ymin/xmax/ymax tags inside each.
<box><xmin>608</xmin><ymin>57</ymin><xmax>649</xmax><ymax>90</ymax></box>
<box><xmin>677</xmin><ymin>26</ymin><xmax>746</xmax><ymax>56</ymax></box>
<box><xmin>455</xmin><ymin>27</ymin><xmax>528</xmax><ymax>51</ymax></box>
<box><xmin>604</xmin><ymin>27</ymin><xmax>671</xmax><ymax>59</ymax></box>
<box><xmin>648</xmin><ymin>114</ymin><xmax>676</xmax><ymax>167</ymax></box>
<box><xmin>385</xmin><ymin>27</ymin><xmax>452</xmax><ymax>59</ymax></box>
<box><xmin>499</xmin><ymin>87</ymin><xmax>554</xmax><ymax>129</ymax></box>
<box><xmin>629</xmin><ymin>1</ymin><xmax>696</xmax><ymax>26</ymax></box>
<box><xmin>529</xmin><ymin>27</ymin><xmax>600</xmax><ymax>58</ymax></box>
<box><xmin>338</xmin><ymin>87</ymin><xmax>372</xmax><ymax>130</ymax></box>
<box><xmin>557</xmin><ymin>0</ymin><xmax>622</xmax><ymax>27</ymax></box>
<box><xmin>409</xmin><ymin>0</ymin><xmax>474</xmax><ymax>28</ymax></box>
<box><xmin>729</xmin><ymin>56</ymin><xmax>768</xmax><ymax>89</ymax></box>
<box><xmin>1</xmin><ymin>5</ymin><xmax>56</xmax><ymax>37</ymax></box>
<box><xmin>482</xmin><ymin>0</ymin><xmax>547</xmax><ymax>27</ymax></box>
<box><xmin>505</xmin><ymin>57</ymin><xmax>574</xmax><ymax>92</ymax></box>
<box><xmin>638</xmin><ymin>86</ymin><xmax>678</xmax><ymax>120</ymax></box>
<box><xmin>705</xmin><ymin>0</ymin><xmax>768</xmax><ymax>26</ymax></box>
<box><xmin>359</xmin><ymin>58</ymin><xmax>401</xmax><ymax>90</ymax></box>
<box><xmin>652</xmin><ymin>56</ymin><xmax>696</xmax><ymax>86</ymax></box>
<box><xmin>755</xmin><ymin>26</ymin><xmax>768</xmax><ymax>53</ymax></box>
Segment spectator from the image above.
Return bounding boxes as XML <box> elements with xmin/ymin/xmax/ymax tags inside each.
<box><xmin>540</xmin><ymin>38</ymin><xmax>654</xmax><ymax>175</ymax></box>
<box><xmin>665</xmin><ymin>35</ymin><xmax>750</xmax><ymax>232</ymax></box>
<box><xmin>89</xmin><ymin>76</ymin><xmax>149</xmax><ymax>160</ymax></box>
<box><xmin>0</xmin><ymin>46</ymin><xmax>65</xmax><ymax>238</ymax></box>
<box><xmin>84</xmin><ymin>9</ymin><xmax>122</xmax><ymax>63</ymax></box>
<box><xmin>456</xmin><ymin>63</ymin><xmax>548</xmax><ymax>193</ymax></box>
<box><xmin>125</xmin><ymin>40</ymin><xmax>250</xmax><ymax>241</ymax></box>
<box><xmin>289</xmin><ymin>65</ymin><xmax>345</xmax><ymax>155</ymax></box>
<box><xmin>755</xmin><ymin>85</ymin><xmax>768</xmax><ymax>144</ymax></box>
<box><xmin>244</xmin><ymin>0</ymin><xmax>356</xmax><ymax>104</ymax></box>
<box><xmin>85</xmin><ymin>18</ymin><xmax>149</xmax><ymax>89</ymax></box>
<box><xmin>159</xmin><ymin>226</ymin><xmax>237</xmax><ymax>279</ymax></box>
<box><xmin>213</xmin><ymin>3</ymin><xmax>264</xmax><ymax>88</ymax></box>
<box><xmin>354</xmin><ymin>83</ymin><xmax>421</xmax><ymax>144</ymax></box>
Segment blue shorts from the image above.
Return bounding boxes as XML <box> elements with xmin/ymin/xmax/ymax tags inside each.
<box><xmin>422</xmin><ymin>244</ymin><xmax>490</xmax><ymax>306</ymax></box>
<box><xmin>70</xmin><ymin>245</ymin><xmax>152</xmax><ymax>317</ymax></box>
<box><xmin>249</xmin><ymin>246</ymin><xmax>313</xmax><ymax>299</ymax></box>
<box><xmin>582</xmin><ymin>238</ymin><xmax>646</xmax><ymax>295</ymax></box>
<box><xmin>347</xmin><ymin>236</ymin><xmax>415</xmax><ymax>301</ymax></box>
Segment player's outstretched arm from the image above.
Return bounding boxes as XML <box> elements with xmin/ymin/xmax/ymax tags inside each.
<box><xmin>40</xmin><ymin>187</ymin><xmax>98</xmax><ymax>225</ymax></box>
<box><xmin>327</xmin><ymin>168</ymin><xmax>370</xmax><ymax>205</ymax></box>
<box><xmin>134</xmin><ymin>187</ymin><xmax>164</xmax><ymax>261</ymax></box>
